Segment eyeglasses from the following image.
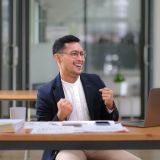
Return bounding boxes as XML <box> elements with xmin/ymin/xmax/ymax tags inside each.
<box><xmin>61</xmin><ymin>50</ymin><xmax>86</xmax><ymax>59</ymax></box>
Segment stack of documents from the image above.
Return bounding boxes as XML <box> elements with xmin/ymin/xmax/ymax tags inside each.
<box><xmin>0</xmin><ymin>119</ymin><xmax>24</xmax><ymax>133</ymax></box>
<box><xmin>25</xmin><ymin>121</ymin><xmax>128</xmax><ymax>134</ymax></box>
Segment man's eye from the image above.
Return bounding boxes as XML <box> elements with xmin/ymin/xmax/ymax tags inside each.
<box><xmin>80</xmin><ymin>53</ymin><xmax>84</xmax><ymax>56</ymax></box>
<box><xmin>71</xmin><ymin>52</ymin><xmax>78</xmax><ymax>56</ymax></box>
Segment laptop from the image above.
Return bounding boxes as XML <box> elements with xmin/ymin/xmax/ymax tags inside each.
<box><xmin>121</xmin><ymin>88</ymin><xmax>160</xmax><ymax>127</ymax></box>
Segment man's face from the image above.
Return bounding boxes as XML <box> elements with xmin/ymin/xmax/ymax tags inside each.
<box><xmin>56</xmin><ymin>42</ymin><xmax>85</xmax><ymax>79</ymax></box>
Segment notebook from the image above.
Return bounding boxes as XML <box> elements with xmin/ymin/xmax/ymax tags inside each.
<box><xmin>121</xmin><ymin>88</ymin><xmax>160</xmax><ymax>127</ymax></box>
<box><xmin>0</xmin><ymin>119</ymin><xmax>24</xmax><ymax>133</ymax></box>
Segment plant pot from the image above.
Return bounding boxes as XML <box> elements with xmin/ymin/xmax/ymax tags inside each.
<box><xmin>113</xmin><ymin>81</ymin><xmax>128</xmax><ymax>96</ymax></box>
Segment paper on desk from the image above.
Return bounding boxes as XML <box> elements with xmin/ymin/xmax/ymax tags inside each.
<box><xmin>28</xmin><ymin>121</ymin><xmax>128</xmax><ymax>134</ymax></box>
<box><xmin>25</xmin><ymin>120</ymin><xmax>115</xmax><ymax>129</ymax></box>
<box><xmin>79</xmin><ymin>123</ymin><xmax>128</xmax><ymax>133</ymax></box>
<box><xmin>0</xmin><ymin>119</ymin><xmax>24</xmax><ymax>133</ymax></box>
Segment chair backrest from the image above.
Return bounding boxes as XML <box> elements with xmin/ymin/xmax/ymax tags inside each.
<box><xmin>10</xmin><ymin>107</ymin><xmax>26</xmax><ymax>120</ymax></box>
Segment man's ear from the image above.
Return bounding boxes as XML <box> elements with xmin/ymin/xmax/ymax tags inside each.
<box><xmin>53</xmin><ymin>54</ymin><xmax>61</xmax><ymax>63</ymax></box>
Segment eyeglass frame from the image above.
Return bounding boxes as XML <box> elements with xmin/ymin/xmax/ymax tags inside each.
<box><xmin>59</xmin><ymin>50</ymin><xmax>87</xmax><ymax>59</ymax></box>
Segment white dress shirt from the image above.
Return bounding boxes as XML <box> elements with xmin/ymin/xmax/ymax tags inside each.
<box><xmin>61</xmin><ymin>77</ymin><xmax>90</xmax><ymax>121</ymax></box>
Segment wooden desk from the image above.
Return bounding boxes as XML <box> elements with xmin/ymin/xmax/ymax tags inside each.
<box><xmin>0</xmin><ymin>90</ymin><xmax>37</xmax><ymax>101</ymax></box>
<box><xmin>0</xmin><ymin>90</ymin><xmax>37</xmax><ymax>120</ymax></box>
<box><xmin>0</xmin><ymin>126</ymin><xmax>160</xmax><ymax>150</ymax></box>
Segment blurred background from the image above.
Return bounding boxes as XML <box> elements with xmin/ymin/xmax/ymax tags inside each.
<box><xmin>1</xmin><ymin>0</ymin><xmax>160</xmax><ymax>160</ymax></box>
<box><xmin>0</xmin><ymin>0</ymin><xmax>160</xmax><ymax>119</ymax></box>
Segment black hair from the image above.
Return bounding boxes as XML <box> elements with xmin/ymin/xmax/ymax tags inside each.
<box><xmin>52</xmin><ymin>35</ymin><xmax>80</xmax><ymax>55</ymax></box>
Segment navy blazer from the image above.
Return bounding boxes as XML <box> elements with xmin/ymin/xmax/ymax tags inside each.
<box><xmin>36</xmin><ymin>73</ymin><xmax>119</xmax><ymax>160</ymax></box>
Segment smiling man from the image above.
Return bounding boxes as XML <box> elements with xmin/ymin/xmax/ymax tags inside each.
<box><xmin>36</xmin><ymin>35</ymin><xmax>141</xmax><ymax>160</ymax></box>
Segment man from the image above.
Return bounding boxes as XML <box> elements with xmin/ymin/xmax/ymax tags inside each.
<box><xmin>36</xmin><ymin>35</ymin><xmax>141</xmax><ymax>160</ymax></box>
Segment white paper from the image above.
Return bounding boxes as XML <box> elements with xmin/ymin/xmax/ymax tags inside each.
<box><xmin>27</xmin><ymin>121</ymin><xmax>128</xmax><ymax>134</ymax></box>
<box><xmin>0</xmin><ymin>119</ymin><xmax>24</xmax><ymax>133</ymax></box>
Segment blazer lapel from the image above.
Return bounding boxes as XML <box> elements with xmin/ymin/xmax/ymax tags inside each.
<box><xmin>52</xmin><ymin>74</ymin><xmax>65</xmax><ymax>103</ymax></box>
<box><xmin>80</xmin><ymin>75</ymin><xmax>95</xmax><ymax>119</ymax></box>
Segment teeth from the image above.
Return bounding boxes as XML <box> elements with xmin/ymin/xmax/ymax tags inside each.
<box><xmin>76</xmin><ymin>64</ymin><xmax>81</xmax><ymax>67</ymax></box>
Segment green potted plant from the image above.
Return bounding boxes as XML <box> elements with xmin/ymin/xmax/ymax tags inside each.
<box><xmin>113</xmin><ymin>72</ymin><xmax>125</xmax><ymax>83</ymax></box>
<box><xmin>113</xmin><ymin>71</ymin><xmax>128</xmax><ymax>96</ymax></box>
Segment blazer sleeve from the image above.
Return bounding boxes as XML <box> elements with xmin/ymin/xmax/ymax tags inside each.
<box><xmin>81</xmin><ymin>73</ymin><xmax>119</xmax><ymax>121</ymax></box>
<box><xmin>91</xmin><ymin>74</ymin><xmax>119</xmax><ymax>121</ymax></box>
<box><xmin>36</xmin><ymin>86</ymin><xmax>58</xmax><ymax>121</ymax></box>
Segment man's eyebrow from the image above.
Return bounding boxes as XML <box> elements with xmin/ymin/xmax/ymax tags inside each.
<box><xmin>71</xmin><ymin>50</ymin><xmax>83</xmax><ymax>52</ymax></box>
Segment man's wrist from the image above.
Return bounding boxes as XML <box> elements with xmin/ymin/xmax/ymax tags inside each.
<box><xmin>106</xmin><ymin>101</ymin><xmax>115</xmax><ymax>113</ymax></box>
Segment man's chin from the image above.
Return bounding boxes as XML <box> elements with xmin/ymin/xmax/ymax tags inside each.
<box><xmin>74</xmin><ymin>70</ymin><xmax>82</xmax><ymax>76</ymax></box>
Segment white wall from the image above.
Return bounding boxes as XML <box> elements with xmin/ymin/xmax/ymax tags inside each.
<box><xmin>153</xmin><ymin>0</ymin><xmax>160</xmax><ymax>87</ymax></box>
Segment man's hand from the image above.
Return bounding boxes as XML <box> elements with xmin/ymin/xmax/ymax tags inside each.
<box><xmin>99</xmin><ymin>87</ymin><xmax>114</xmax><ymax>110</ymax></box>
<box><xmin>57</xmin><ymin>98</ymin><xmax>73</xmax><ymax>121</ymax></box>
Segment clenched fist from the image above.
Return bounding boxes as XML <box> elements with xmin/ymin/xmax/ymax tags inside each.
<box><xmin>99</xmin><ymin>87</ymin><xmax>114</xmax><ymax>110</ymax></box>
<box><xmin>57</xmin><ymin>98</ymin><xmax>73</xmax><ymax>121</ymax></box>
